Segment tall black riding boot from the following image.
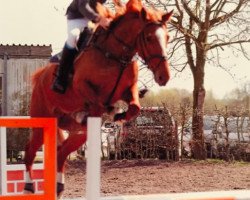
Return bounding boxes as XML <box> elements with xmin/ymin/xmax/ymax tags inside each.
<box><xmin>51</xmin><ymin>45</ymin><xmax>77</xmax><ymax>94</ymax></box>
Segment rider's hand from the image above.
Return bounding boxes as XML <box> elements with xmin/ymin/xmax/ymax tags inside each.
<box><xmin>96</xmin><ymin>16</ymin><xmax>111</xmax><ymax>29</ymax></box>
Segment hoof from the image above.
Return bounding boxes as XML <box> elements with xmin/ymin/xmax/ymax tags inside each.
<box><xmin>24</xmin><ymin>182</ymin><xmax>34</xmax><ymax>194</ymax></box>
<box><xmin>57</xmin><ymin>182</ymin><xmax>65</xmax><ymax>198</ymax></box>
<box><xmin>114</xmin><ymin>112</ymin><xmax>126</xmax><ymax>122</ymax></box>
<box><xmin>23</xmin><ymin>190</ymin><xmax>33</xmax><ymax>194</ymax></box>
<box><xmin>57</xmin><ymin>195</ymin><xmax>63</xmax><ymax>200</ymax></box>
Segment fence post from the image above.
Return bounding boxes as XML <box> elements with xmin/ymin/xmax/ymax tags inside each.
<box><xmin>0</xmin><ymin>117</ymin><xmax>57</xmax><ymax>200</ymax></box>
<box><xmin>86</xmin><ymin>117</ymin><xmax>101</xmax><ymax>200</ymax></box>
<box><xmin>0</xmin><ymin>127</ymin><xmax>7</xmax><ymax>195</ymax></box>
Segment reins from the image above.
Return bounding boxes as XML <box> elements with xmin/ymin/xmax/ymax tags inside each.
<box><xmin>94</xmin><ymin>42</ymin><xmax>132</xmax><ymax>107</ymax></box>
<box><xmin>92</xmin><ymin>17</ymin><xmax>137</xmax><ymax>107</ymax></box>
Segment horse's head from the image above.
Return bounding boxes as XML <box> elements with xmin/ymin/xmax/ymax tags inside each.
<box><xmin>136</xmin><ymin>8</ymin><xmax>173</xmax><ymax>86</ymax></box>
<box><xmin>96</xmin><ymin>0</ymin><xmax>172</xmax><ymax>86</ymax></box>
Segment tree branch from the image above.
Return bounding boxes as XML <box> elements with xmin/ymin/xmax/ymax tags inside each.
<box><xmin>181</xmin><ymin>0</ymin><xmax>202</xmax><ymax>25</ymax></box>
<box><xmin>211</xmin><ymin>0</ymin><xmax>226</xmax><ymax>19</ymax></box>
<box><xmin>210</xmin><ymin>39</ymin><xmax>250</xmax><ymax>50</ymax></box>
<box><xmin>185</xmin><ymin>36</ymin><xmax>196</xmax><ymax>74</ymax></box>
<box><xmin>170</xmin><ymin>20</ymin><xmax>198</xmax><ymax>43</ymax></box>
<box><xmin>204</xmin><ymin>0</ymin><xmax>211</xmax><ymax>29</ymax></box>
<box><xmin>210</xmin><ymin>0</ymin><xmax>245</xmax><ymax>27</ymax></box>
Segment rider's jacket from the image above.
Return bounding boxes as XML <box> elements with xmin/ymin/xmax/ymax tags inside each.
<box><xmin>66</xmin><ymin>0</ymin><xmax>107</xmax><ymax>22</ymax></box>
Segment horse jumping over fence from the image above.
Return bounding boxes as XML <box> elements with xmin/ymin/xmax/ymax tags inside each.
<box><xmin>23</xmin><ymin>0</ymin><xmax>172</xmax><ymax>198</ymax></box>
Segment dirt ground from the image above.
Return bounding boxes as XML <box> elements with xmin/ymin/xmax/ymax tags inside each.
<box><xmin>64</xmin><ymin>159</ymin><xmax>250</xmax><ymax>198</ymax></box>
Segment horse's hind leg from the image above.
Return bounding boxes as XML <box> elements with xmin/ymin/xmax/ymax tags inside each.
<box><xmin>23</xmin><ymin>128</ymin><xmax>44</xmax><ymax>193</ymax></box>
<box><xmin>56</xmin><ymin>129</ymin><xmax>87</xmax><ymax>198</ymax></box>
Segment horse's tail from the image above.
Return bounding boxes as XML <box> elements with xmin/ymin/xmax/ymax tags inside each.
<box><xmin>31</xmin><ymin>66</ymin><xmax>47</xmax><ymax>88</ymax></box>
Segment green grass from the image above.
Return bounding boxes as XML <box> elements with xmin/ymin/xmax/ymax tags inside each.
<box><xmin>232</xmin><ymin>160</ymin><xmax>250</xmax><ymax>166</ymax></box>
<box><xmin>185</xmin><ymin>158</ymin><xmax>250</xmax><ymax>165</ymax></box>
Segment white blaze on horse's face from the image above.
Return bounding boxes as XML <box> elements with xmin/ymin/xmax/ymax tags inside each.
<box><xmin>155</xmin><ymin>27</ymin><xmax>168</xmax><ymax>57</ymax></box>
<box><xmin>151</xmin><ymin>26</ymin><xmax>170</xmax><ymax>86</ymax></box>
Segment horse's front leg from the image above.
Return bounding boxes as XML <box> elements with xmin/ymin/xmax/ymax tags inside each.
<box><xmin>56</xmin><ymin>129</ymin><xmax>87</xmax><ymax>199</ymax></box>
<box><xmin>23</xmin><ymin>128</ymin><xmax>44</xmax><ymax>194</ymax></box>
<box><xmin>114</xmin><ymin>83</ymin><xmax>141</xmax><ymax>122</ymax></box>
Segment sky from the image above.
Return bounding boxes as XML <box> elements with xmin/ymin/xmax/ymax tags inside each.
<box><xmin>0</xmin><ymin>0</ymin><xmax>249</xmax><ymax>99</ymax></box>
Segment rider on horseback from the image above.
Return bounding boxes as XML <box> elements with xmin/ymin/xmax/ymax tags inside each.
<box><xmin>52</xmin><ymin>0</ymin><xmax>111</xmax><ymax>94</ymax></box>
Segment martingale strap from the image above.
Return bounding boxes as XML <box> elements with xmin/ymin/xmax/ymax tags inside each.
<box><xmin>93</xmin><ymin>43</ymin><xmax>133</xmax><ymax>107</ymax></box>
<box><xmin>104</xmin><ymin>66</ymin><xmax>126</xmax><ymax>107</ymax></box>
<box><xmin>143</xmin><ymin>54</ymin><xmax>168</xmax><ymax>69</ymax></box>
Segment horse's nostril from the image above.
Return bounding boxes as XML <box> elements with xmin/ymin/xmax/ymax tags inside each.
<box><xmin>157</xmin><ymin>75</ymin><xmax>167</xmax><ymax>86</ymax></box>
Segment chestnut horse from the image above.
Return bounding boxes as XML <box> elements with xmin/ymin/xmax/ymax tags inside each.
<box><xmin>24</xmin><ymin>0</ymin><xmax>172</xmax><ymax>198</ymax></box>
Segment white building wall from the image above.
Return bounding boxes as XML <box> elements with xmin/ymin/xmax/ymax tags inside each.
<box><xmin>0</xmin><ymin>58</ymin><xmax>49</xmax><ymax>116</ymax></box>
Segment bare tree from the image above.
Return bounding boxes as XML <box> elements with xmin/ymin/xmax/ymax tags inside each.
<box><xmin>178</xmin><ymin>97</ymin><xmax>192</xmax><ymax>159</ymax></box>
<box><xmin>7</xmin><ymin>89</ymin><xmax>31</xmax><ymax>162</ymax></box>
<box><xmin>144</xmin><ymin>0</ymin><xmax>250</xmax><ymax>159</ymax></box>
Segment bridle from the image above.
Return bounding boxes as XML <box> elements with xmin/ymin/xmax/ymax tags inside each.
<box><xmin>93</xmin><ymin>14</ymin><xmax>168</xmax><ymax>107</ymax></box>
<box><xmin>136</xmin><ymin>22</ymin><xmax>168</xmax><ymax>72</ymax></box>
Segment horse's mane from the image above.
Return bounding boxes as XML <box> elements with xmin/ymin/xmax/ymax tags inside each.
<box><xmin>125</xmin><ymin>0</ymin><xmax>164</xmax><ymax>22</ymax></box>
<box><xmin>97</xmin><ymin>0</ymin><xmax>164</xmax><ymax>25</ymax></box>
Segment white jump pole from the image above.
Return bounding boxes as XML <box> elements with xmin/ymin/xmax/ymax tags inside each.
<box><xmin>0</xmin><ymin>126</ymin><xmax>7</xmax><ymax>195</ymax></box>
<box><xmin>86</xmin><ymin>117</ymin><xmax>101</xmax><ymax>200</ymax></box>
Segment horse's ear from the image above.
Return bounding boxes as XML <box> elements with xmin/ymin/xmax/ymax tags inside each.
<box><xmin>126</xmin><ymin>0</ymin><xmax>142</xmax><ymax>12</ymax></box>
<box><xmin>141</xmin><ymin>7</ymin><xmax>147</xmax><ymax>21</ymax></box>
<box><xmin>162</xmin><ymin>10</ymin><xmax>173</xmax><ymax>23</ymax></box>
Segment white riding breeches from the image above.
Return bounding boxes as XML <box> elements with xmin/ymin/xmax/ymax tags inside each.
<box><xmin>66</xmin><ymin>18</ymin><xmax>90</xmax><ymax>49</ymax></box>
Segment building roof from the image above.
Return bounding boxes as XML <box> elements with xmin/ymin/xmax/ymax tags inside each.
<box><xmin>0</xmin><ymin>44</ymin><xmax>52</xmax><ymax>59</ymax></box>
